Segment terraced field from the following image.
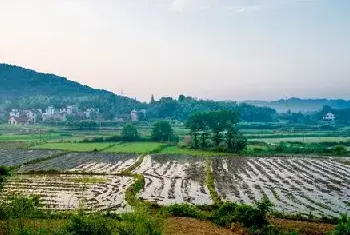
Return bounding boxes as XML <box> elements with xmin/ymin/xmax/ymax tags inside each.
<box><xmin>1</xmin><ymin>174</ymin><xmax>133</xmax><ymax>212</ymax></box>
<box><xmin>0</xmin><ymin>149</ymin><xmax>61</xmax><ymax>166</ymax></box>
<box><xmin>1</xmin><ymin>147</ymin><xmax>349</xmax><ymax>217</ymax></box>
<box><xmin>18</xmin><ymin>152</ymin><xmax>138</xmax><ymax>174</ymax></box>
<box><xmin>33</xmin><ymin>142</ymin><xmax>115</xmax><ymax>152</ymax></box>
<box><xmin>211</xmin><ymin>157</ymin><xmax>350</xmax><ymax>217</ymax></box>
<box><xmin>134</xmin><ymin>155</ymin><xmax>213</xmax><ymax>205</ymax></box>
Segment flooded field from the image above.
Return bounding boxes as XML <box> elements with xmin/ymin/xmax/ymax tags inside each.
<box><xmin>1</xmin><ymin>150</ymin><xmax>349</xmax><ymax>217</ymax></box>
<box><xmin>0</xmin><ymin>149</ymin><xmax>61</xmax><ymax>166</ymax></box>
<box><xmin>1</xmin><ymin>174</ymin><xmax>133</xmax><ymax>212</ymax></box>
<box><xmin>18</xmin><ymin>152</ymin><xmax>138</xmax><ymax>174</ymax></box>
<box><xmin>212</xmin><ymin>157</ymin><xmax>350</xmax><ymax>217</ymax></box>
<box><xmin>134</xmin><ymin>155</ymin><xmax>213</xmax><ymax>205</ymax></box>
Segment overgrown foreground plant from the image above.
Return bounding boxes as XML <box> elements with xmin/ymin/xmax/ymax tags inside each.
<box><xmin>331</xmin><ymin>214</ymin><xmax>350</xmax><ymax>235</ymax></box>
<box><xmin>0</xmin><ymin>197</ymin><xmax>164</xmax><ymax>235</ymax></box>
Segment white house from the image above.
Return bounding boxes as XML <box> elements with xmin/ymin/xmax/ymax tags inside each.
<box><xmin>323</xmin><ymin>112</ymin><xmax>335</xmax><ymax>122</ymax></box>
<box><xmin>46</xmin><ymin>106</ymin><xmax>55</xmax><ymax>116</ymax></box>
<box><xmin>8</xmin><ymin>116</ymin><xmax>30</xmax><ymax>125</ymax></box>
<box><xmin>66</xmin><ymin>105</ymin><xmax>78</xmax><ymax>115</ymax></box>
<box><xmin>9</xmin><ymin>109</ymin><xmax>20</xmax><ymax>117</ymax></box>
<box><xmin>24</xmin><ymin>110</ymin><xmax>37</xmax><ymax>123</ymax></box>
<box><xmin>84</xmin><ymin>108</ymin><xmax>99</xmax><ymax>119</ymax></box>
<box><xmin>131</xmin><ymin>110</ymin><xmax>139</xmax><ymax>122</ymax></box>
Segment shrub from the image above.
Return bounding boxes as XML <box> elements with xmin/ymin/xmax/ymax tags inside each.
<box><xmin>117</xmin><ymin>206</ymin><xmax>163</xmax><ymax>235</ymax></box>
<box><xmin>0</xmin><ymin>165</ymin><xmax>10</xmax><ymax>176</ymax></box>
<box><xmin>213</xmin><ymin>198</ymin><xmax>272</xmax><ymax>229</ymax></box>
<box><xmin>165</xmin><ymin>204</ymin><xmax>206</xmax><ymax>220</ymax></box>
<box><xmin>332</xmin><ymin>214</ymin><xmax>350</xmax><ymax>235</ymax></box>
<box><xmin>213</xmin><ymin>202</ymin><xmax>238</xmax><ymax>226</ymax></box>
<box><xmin>65</xmin><ymin>214</ymin><xmax>113</xmax><ymax>235</ymax></box>
<box><xmin>332</xmin><ymin>145</ymin><xmax>347</xmax><ymax>155</ymax></box>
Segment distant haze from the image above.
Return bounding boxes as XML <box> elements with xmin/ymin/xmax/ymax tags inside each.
<box><xmin>1</xmin><ymin>0</ymin><xmax>349</xmax><ymax>102</ymax></box>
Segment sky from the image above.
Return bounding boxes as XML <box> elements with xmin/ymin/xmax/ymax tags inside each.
<box><xmin>0</xmin><ymin>0</ymin><xmax>349</xmax><ymax>102</ymax></box>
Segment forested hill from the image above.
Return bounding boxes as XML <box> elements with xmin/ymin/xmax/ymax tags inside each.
<box><xmin>244</xmin><ymin>97</ymin><xmax>350</xmax><ymax>113</ymax></box>
<box><xmin>0</xmin><ymin>64</ymin><xmax>145</xmax><ymax>118</ymax></box>
<box><xmin>0</xmin><ymin>63</ymin><xmax>277</xmax><ymax>122</ymax></box>
<box><xmin>0</xmin><ymin>63</ymin><xmax>115</xmax><ymax>98</ymax></box>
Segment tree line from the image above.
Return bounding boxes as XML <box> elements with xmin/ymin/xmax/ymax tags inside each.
<box><xmin>186</xmin><ymin>110</ymin><xmax>247</xmax><ymax>153</ymax></box>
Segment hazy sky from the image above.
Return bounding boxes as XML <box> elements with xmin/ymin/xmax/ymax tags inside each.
<box><xmin>1</xmin><ymin>0</ymin><xmax>349</xmax><ymax>102</ymax></box>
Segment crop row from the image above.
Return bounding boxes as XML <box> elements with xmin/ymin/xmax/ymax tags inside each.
<box><xmin>0</xmin><ymin>149</ymin><xmax>61</xmax><ymax>166</ymax></box>
<box><xmin>212</xmin><ymin>157</ymin><xmax>350</xmax><ymax>217</ymax></box>
<box><xmin>1</xmin><ymin>174</ymin><xmax>133</xmax><ymax>212</ymax></box>
<box><xmin>18</xmin><ymin>152</ymin><xmax>138</xmax><ymax>174</ymax></box>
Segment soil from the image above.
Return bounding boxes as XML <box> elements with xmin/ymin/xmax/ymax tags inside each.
<box><xmin>270</xmin><ymin>218</ymin><xmax>335</xmax><ymax>235</ymax></box>
<box><xmin>164</xmin><ymin>217</ymin><xmax>235</xmax><ymax>235</ymax></box>
<box><xmin>164</xmin><ymin>217</ymin><xmax>335</xmax><ymax>235</ymax></box>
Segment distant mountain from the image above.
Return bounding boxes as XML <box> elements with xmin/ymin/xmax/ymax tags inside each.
<box><xmin>243</xmin><ymin>97</ymin><xmax>350</xmax><ymax>113</ymax></box>
<box><xmin>0</xmin><ymin>64</ymin><xmax>143</xmax><ymax>117</ymax></box>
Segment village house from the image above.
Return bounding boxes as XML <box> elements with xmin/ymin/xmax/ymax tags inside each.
<box><xmin>323</xmin><ymin>112</ymin><xmax>335</xmax><ymax>122</ymax></box>
<box><xmin>9</xmin><ymin>109</ymin><xmax>20</xmax><ymax>118</ymax></box>
<box><xmin>84</xmin><ymin>108</ymin><xmax>99</xmax><ymax>119</ymax></box>
<box><xmin>23</xmin><ymin>110</ymin><xmax>37</xmax><ymax>123</ymax></box>
<box><xmin>8</xmin><ymin>116</ymin><xmax>30</xmax><ymax>125</ymax></box>
<box><xmin>130</xmin><ymin>109</ymin><xmax>139</xmax><ymax>122</ymax></box>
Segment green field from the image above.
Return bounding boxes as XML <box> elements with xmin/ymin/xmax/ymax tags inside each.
<box><xmin>32</xmin><ymin>142</ymin><xmax>115</xmax><ymax>152</ymax></box>
<box><xmin>251</xmin><ymin>136</ymin><xmax>350</xmax><ymax>144</ymax></box>
<box><xmin>103</xmin><ymin>142</ymin><xmax>164</xmax><ymax>154</ymax></box>
<box><xmin>158</xmin><ymin>145</ymin><xmax>230</xmax><ymax>157</ymax></box>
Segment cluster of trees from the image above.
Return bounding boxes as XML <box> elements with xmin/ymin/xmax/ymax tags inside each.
<box><xmin>186</xmin><ymin>110</ymin><xmax>247</xmax><ymax>153</ymax></box>
<box><xmin>146</xmin><ymin>95</ymin><xmax>276</xmax><ymax>122</ymax></box>
<box><xmin>278</xmin><ymin>105</ymin><xmax>350</xmax><ymax>125</ymax></box>
<box><xmin>121</xmin><ymin>121</ymin><xmax>175</xmax><ymax>142</ymax></box>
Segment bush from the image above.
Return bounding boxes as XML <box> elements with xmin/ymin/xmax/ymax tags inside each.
<box><xmin>117</xmin><ymin>206</ymin><xmax>163</xmax><ymax>235</ymax></box>
<box><xmin>65</xmin><ymin>214</ymin><xmax>113</xmax><ymax>235</ymax></box>
<box><xmin>0</xmin><ymin>165</ymin><xmax>10</xmax><ymax>176</ymax></box>
<box><xmin>332</xmin><ymin>145</ymin><xmax>347</xmax><ymax>155</ymax></box>
<box><xmin>332</xmin><ymin>214</ymin><xmax>350</xmax><ymax>235</ymax></box>
<box><xmin>213</xmin><ymin>202</ymin><xmax>238</xmax><ymax>226</ymax></box>
<box><xmin>213</xmin><ymin>198</ymin><xmax>272</xmax><ymax>229</ymax></box>
<box><xmin>165</xmin><ymin>204</ymin><xmax>206</xmax><ymax>220</ymax></box>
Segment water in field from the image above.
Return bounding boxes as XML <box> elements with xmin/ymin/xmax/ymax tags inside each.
<box><xmin>1</xmin><ymin>174</ymin><xmax>134</xmax><ymax>213</ymax></box>
<box><xmin>2</xmin><ymin>151</ymin><xmax>349</xmax><ymax>217</ymax></box>
<box><xmin>134</xmin><ymin>155</ymin><xmax>213</xmax><ymax>205</ymax></box>
<box><xmin>212</xmin><ymin>157</ymin><xmax>350</xmax><ymax>217</ymax></box>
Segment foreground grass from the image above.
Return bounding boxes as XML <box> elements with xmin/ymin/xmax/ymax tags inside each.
<box><xmin>251</xmin><ymin>136</ymin><xmax>350</xmax><ymax>144</ymax></box>
<box><xmin>32</xmin><ymin>142</ymin><xmax>115</xmax><ymax>152</ymax></box>
<box><xmin>104</xmin><ymin>142</ymin><xmax>165</xmax><ymax>154</ymax></box>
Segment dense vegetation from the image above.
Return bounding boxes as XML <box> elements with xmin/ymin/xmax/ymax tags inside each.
<box><xmin>0</xmin><ymin>64</ymin><xmax>145</xmax><ymax>119</ymax></box>
<box><xmin>186</xmin><ymin>110</ymin><xmax>247</xmax><ymax>153</ymax></box>
<box><xmin>147</xmin><ymin>95</ymin><xmax>276</xmax><ymax>122</ymax></box>
<box><xmin>246</xmin><ymin>97</ymin><xmax>350</xmax><ymax>113</ymax></box>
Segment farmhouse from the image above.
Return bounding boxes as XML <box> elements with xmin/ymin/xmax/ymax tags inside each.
<box><xmin>323</xmin><ymin>112</ymin><xmax>335</xmax><ymax>121</ymax></box>
<box><xmin>131</xmin><ymin>110</ymin><xmax>139</xmax><ymax>122</ymax></box>
<box><xmin>8</xmin><ymin>116</ymin><xmax>30</xmax><ymax>125</ymax></box>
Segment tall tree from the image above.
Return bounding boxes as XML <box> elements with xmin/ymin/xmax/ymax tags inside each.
<box><xmin>121</xmin><ymin>123</ymin><xmax>139</xmax><ymax>141</ymax></box>
<box><xmin>151</xmin><ymin>121</ymin><xmax>173</xmax><ymax>141</ymax></box>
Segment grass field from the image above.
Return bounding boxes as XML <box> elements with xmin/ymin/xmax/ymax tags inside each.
<box><xmin>32</xmin><ymin>142</ymin><xmax>115</xmax><ymax>152</ymax></box>
<box><xmin>251</xmin><ymin>136</ymin><xmax>350</xmax><ymax>144</ymax></box>
<box><xmin>158</xmin><ymin>146</ymin><xmax>229</xmax><ymax>157</ymax></box>
<box><xmin>103</xmin><ymin>142</ymin><xmax>164</xmax><ymax>154</ymax></box>
<box><xmin>0</xmin><ymin>133</ymin><xmax>65</xmax><ymax>142</ymax></box>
